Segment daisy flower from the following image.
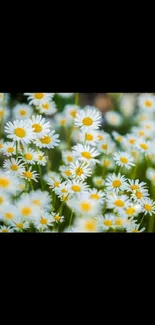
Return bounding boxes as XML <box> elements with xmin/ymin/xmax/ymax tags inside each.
<box><xmin>138</xmin><ymin>93</ymin><xmax>155</xmax><ymax>112</ymax></box>
<box><xmin>13</xmin><ymin>104</ymin><xmax>32</xmax><ymax>120</ymax></box>
<box><xmin>51</xmin><ymin>213</ymin><xmax>65</xmax><ymax>223</ymax></box>
<box><xmin>88</xmin><ymin>188</ymin><xmax>105</xmax><ymax>204</ymax></box>
<box><xmin>16</xmin><ymin>196</ymin><xmax>40</xmax><ymax>221</ymax></box>
<box><xmin>73</xmin><ymin>217</ymin><xmax>98</xmax><ymax>232</ymax></box>
<box><xmin>30</xmin><ymin>190</ymin><xmax>51</xmax><ymax>210</ymax></box>
<box><xmin>0</xmin><ymin>169</ymin><xmax>19</xmax><ymax>193</ymax></box>
<box><xmin>105</xmin><ymin>173</ymin><xmax>127</xmax><ymax>193</ymax></box>
<box><xmin>2</xmin><ymin>142</ymin><xmax>16</xmax><ymax>157</ymax></box>
<box><xmin>100</xmin><ymin>156</ymin><xmax>115</xmax><ymax>170</ymax></box>
<box><xmin>34</xmin><ymin>210</ymin><xmax>54</xmax><ymax>231</ymax></box>
<box><xmin>120</xmin><ymin>94</ymin><xmax>135</xmax><ymax>117</ymax></box>
<box><xmin>74</xmin><ymin>107</ymin><xmax>102</xmax><ymax>132</ymax></box>
<box><xmin>3</xmin><ymin>158</ymin><xmax>25</xmax><ymax>176</ymax></box>
<box><xmin>126</xmin><ymin>224</ymin><xmax>145</xmax><ymax>233</ymax></box>
<box><xmin>112</xmin><ymin>131</ymin><xmax>124</xmax><ymax>144</ymax></box>
<box><xmin>21</xmin><ymin>166</ymin><xmax>39</xmax><ymax>182</ymax></box>
<box><xmin>0</xmin><ymin>191</ymin><xmax>11</xmax><ymax>213</ymax></box>
<box><xmin>107</xmin><ymin>194</ymin><xmax>130</xmax><ymax>212</ymax></box>
<box><xmin>55</xmin><ymin>113</ymin><xmax>68</xmax><ymax>127</ymax></box>
<box><xmin>122</xmin><ymin>134</ymin><xmax>137</xmax><ymax>149</ymax></box>
<box><xmin>30</xmin><ymin>115</ymin><xmax>51</xmax><ymax>138</ymax></box>
<box><xmin>124</xmin><ymin>179</ymin><xmax>148</xmax><ymax>193</ymax></box>
<box><xmin>5</xmin><ymin>119</ymin><xmax>35</xmax><ymax>145</ymax></box>
<box><xmin>64</xmin><ymin>104</ymin><xmax>80</xmax><ymax>122</ymax></box>
<box><xmin>62</xmin><ymin>151</ymin><xmax>75</xmax><ymax>164</ymax></box>
<box><xmin>1</xmin><ymin>204</ymin><xmax>17</xmax><ymax>223</ymax></box>
<box><xmin>69</xmin><ymin>160</ymin><xmax>92</xmax><ymax>180</ymax></box>
<box><xmin>0</xmin><ymin>226</ymin><xmax>13</xmax><ymax>233</ymax></box>
<box><xmin>24</xmin><ymin>93</ymin><xmax>55</xmax><ymax>106</ymax></box>
<box><xmin>79</xmin><ymin>130</ymin><xmax>99</xmax><ymax>146</ymax></box>
<box><xmin>123</xmin><ymin>204</ymin><xmax>142</xmax><ymax>218</ymax></box>
<box><xmin>10</xmin><ymin>215</ymin><xmax>30</xmax><ymax>232</ymax></box>
<box><xmin>47</xmin><ymin>174</ymin><xmax>62</xmax><ymax>190</ymax></box>
<box><xmin>93</xmin><ymin>176</ymin><xmax>104</xmax><ymax>188</ymax></box>
<box><xmin>59</xmin><ymin>165</ymin><xmax>73</xmax><ymax>179</ymax></box>
<box><xmin>66</xmin><ymin>179</ymin><xmax>89</xmax><ymax>194</ymax></box>
<box><xmin>113</xmin><ymin>152</ymin><xmax>135</xmax><ymax>169</ymax></box>
<box><xmin>35</xmin><ymin>150</ymin><xmax>47</xmax><ymax>166</ymax></box>
<box><xmin>39</xmin><ymin>100</ymin><xmax>57</xmax><ymax>115</ymax></box>
<box><xmin>20</xmin><ymin>148</ymin><xmax>36</xmax><ymax>165</ymax></box>
<box><xmin>140</xmin><ymin>198</ymin><xmax>155</xmax><ymax>216</ymax></box>
<box><xmin>131</xmin><ymin>126</ymin><xmax>148</xmax><ymax>139</ymax></box>
<box><xmin>54</xmin><ymin>182</ymin><xmax>70</xmax><ymax>201</ymax></box>
<box><xmin>98</xmin><ymin>138</ymin><xmax>116</xmax><ymax>155</ymax></box>
<box><xmin>68</xmin><ymin>193</ymin><xmax>100</xmax><ymax>217</ymax></box>
<box><xmin>136</xmin><ymin>139</ymin><xmax>152</xmax><ymax>155</ymax></box>
<box><xmin>72</xmin><ymin>144</ymin><xmax>100</xmax><ymax>165</ymax></box>
<box><xmin>131</xmin><ymin>188</ymin><xmax>149</xmax><ymax>203</ymax></box>
<box><xmin>97</xmin><ymin>214</ymin><xmax>115</xmax><ymax>231</ymax></box>
<box><xmin>95</xmin><ymin>131</ymin><xmax>110</xmax><ymax>142</ymax></box>
<box><xmin>34</xmin><ymin>130</ymin><xmax>60</xmax><ymax>149</ymax></box>
<box><xmin>104</xmin><ymin>111</ymin><xmax>123</xmax><ymax>127</ymax></box>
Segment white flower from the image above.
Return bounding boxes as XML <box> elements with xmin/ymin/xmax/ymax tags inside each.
<box><xmin>124</xmin><ymin>179</ymin><xmax>148</xmax><ymax>193</ymax></box>
<box><xmin>88</xmin><ymin>188</ymin><xmax>105</xmax><ymax>204</ymax></box>
<box><xmin>112</xmin><ymin>131</ymin><xmax>124</xmax><ymax>144</ymax></box>
<box><xmin>139</xmin><ymin>198</ymin><xmax>155</xmax><ymax>216</ymax></box>
<box><xmin>104</xmin><ymin>111</ymin><xmax>123</xmax><ymax>126</ymax></box>
<box><xmin>122</xmin><ymin>134</ymin><xmax>137</xmax><ymax>150</ymax></box>
<box><xmin>62</xmin><ymin>151</ymin><xmax>75</xmax><ymax>164</ymax></box>
<box><xmin>97</xmin><ymin>214</ymin><xmax>116</xmax><ymax>231</ymax></box>
<box><xmin>13</xmin><ymin>104</ymin><xmax>32</xmax><ymax>120</ymax></box>
<box><xmin>68</xmin><ymin>193</ymin><xmax>101</xmax><ymax>217</ymax></box>
<box><xmin>93</xmin><ymin>176</ymin><xmax>104</xmax><ymax>188</ymax></box>
<box><xmin>24</xmin><ymin>93</ymin><xmax>55</xmax><ymax>106</ymax></box>
<box><xmin>72</xmin><ymin>144</ymin><xmax>100</xmax><ymax>165</ymax></box>
<box><xmin>54</xmin><ymin>182</ymin><xmax>70</xmax><ymax>201</ymax></box>
<box><xmin>73</xmin><ymin>217</ymin><xmax>98</xmax><ymax>232</ymax></box>
<box><xmin>69</xmin><ymin>160</ymin><xmax>92</xmax><ymax>180</ymax></box>
<box><xmin>98</xmin><ymin>138</ymin><xmax>116</xmax><ymax>155</ymax></box>
<box><xmin>79</xmin><ymin>130</ymin><xmax>99</xmax><ymax>146</ymax></box>
<box><xmin>74</xmin><ymin>107</ymin><xmax>102</xmax><ymax>132</ymax></box>
<box><xmin>136</xmin><ymin>139</ymin><xmax>152</xmax><ymax>155</ymax></box>
<box><xmin>20</xmin><ymin>148</ymin><xmax>36</xmax><ymax>165</ymax></box>
<box><xmin>0</xmin><ymin>226</ymin><xmax>13</xmax><ymax>233</ymax></box>
<box><xmin>3</xmin><ymin>158</ymin><xmax>25</xmax><ymax>176</ymax></box>
<box><xmin>5</xmin><ymin>119</ymin><xmax>35</xmax><ymax>145</ymax></box>
<box><xmin>59</xmin><ymin>165</ymin><xmax>73</xmax><ymax>179</ymax></box>
<box><xmin>30</xmin><ymin>115</ymin><xmax>51</xmax><ymax>138</ymax></box>
<box><xmin>138</xmin><ymin>93</ymin><xmax>155</xmax><ymax>112</ymax></box>
<box><xmin>16</xmin><ymin>196</ymin><xmax>40</xmax><ymax>221</ymax></box>
<box><xmin>34</xmin><ymin>210</ymin><xmax>54</xmax><ymax>231</ymax></box>
<box><xmin>51</xmin><ymin>213</ymin><xmax>64</xmax><ymax>223</ymax></box>
<box><xmin>113</xmin><ymin>152</ymin><xmax>135</xmax><ymax>169</ymax></box>
<box><xmin>64</xmin><ymin>105</ymin><xmax>80</xmax><ymax>123</ymax></box>
<box><xmin>39</xmin><ymin>101</ymin><xmax>57</xmax><ymax>115</ymax></box>
<box><xmin>21</xmin><ymin>166</ymin><xmax>39</xmax><ymax>182</ymax></box>
<box><xmin>55</xmin><ymin>113</ymin><xmax>68</xmax><ymax>127</ymax></box>
<box><xmin>10</xmin><ymin>215</ymin><xmax>30</xmax><ymax>232</ymax></box>
<box><xmin>105</xmin><ymin>173</ymin><xmax>127</xmax><ymax>193</ymax></box>
<box><xmin>30</xmin><ymin>190</ymin><xmax>51</xmax><ymax>210</ymax></box>
<box><xmin>35</xmin><ymin>150</ymin><xmax>47</xmax><ymax>166</ymax></box>
<box><xmin>0</xmin><ymin>191</ymin><xmax>11</xmax><ymax>212</ymax></box>
<box><xmin>66</xmin><ymin>179</ymin><xmax>89</xmax><ymax>194</ymax></box>
<box><xmin>100</xmin><ymin>156</ymin><xmax>115</xmax><ymax>170</ymax></box>
<box><xmin>131</xmin><ymin>188</ymin><xmax>149</xmax><ymax>203</ymax></box>
<box><xmin>34</xmin><ymin>130</ymin><xmax>60</xmax><ymax>149</ymax></box>
<box><xmin>1</xmin><ymin>204</ymin><xmax>17</xmax><ymax>223</ymax></box>
<box><xmin>0</xmin><ymin>169</ymin><xmax>19</xmax><ymax>193</ymax></box>
<box><xmin>2</xmin><ymin>142</ymin><xmax>16</xmax><ymax>157</ymax></box>
<box><xmin>107</xmin><ymin>194</ymin><xmax>130</xmax><ymax>212</ymax></box>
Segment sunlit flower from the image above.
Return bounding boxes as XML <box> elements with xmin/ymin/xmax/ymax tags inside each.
<box><xmin>10</xmin><ymin>215</ymin><xmax>30</xmax><ymax>232</ymax></box>
<box><xmin>59</xmin><ymin>165</ymin><xmax>73</xmax><ymax>179</ymax></box>
<box><xmin>13</xmin><ymin>104</ymin><xmax>32</xmax><ymax>120</ymax></box>
<box><xmin>39</xmin><ymin>101</ymin><xmax>57</xmax><ymax>115</ymax></box>
<box><xmin>66</xmin><ymin>179</ymin><xmax>89</xmax><ymax>195</ymax></box>
<box><xmin>25</xmin><ymin>93</ymin><xmax>55</xmax><ymax>106</ymax></box>
<box><xmin>113</xmin><ymin>151</ymin><xmax>135</xmax><ymax>169</ymax></box>
<box><xmin>21</xmin><ymin>166</ymin><xmax>39</xmax><ymax>182</ymax></box>
<box><xmin>105</xmin><ymin>173</ymin><xmax>127</xmax><ymax>193</ymax></box>
<box><xmin>138</xmin><ymin>93</ymin><xmax>155</xmax><ymax>112</ymax></box>
<box><xmin>0</xmin><ymin>226</ymin><xmax>13</xmax><ymax>233</ymax></box>
<box><xmin>2</xmin><ymin>142</ymin><xmax>16</xmax><ymax>157</ymax></box>
<box><xmin>69</xmin><ymin>160</ymin><xmax>92</xmax><ymax>180</ymax></box>
<box><xmin>30</xmin><ymin>115</ymin><xmax>51</xmax><ymax>138</ymax></box>
<box><xmin>88</xmin><ymin>188</ymin><xmax>105</xmax><ymax>204</ymax></box>
<box><xmin>5</xmin><ymin>119</ymin><xmax>35</xmax><ymax>144</ymax></box>
<box><xmin>51</xmin><ymin>213</ymin><xmax>65</xmax><ymax>223</ymax></box>
<box><xmin>3</xmin><ymin>158</ymin><xmax>25</xmax><ymax>176</ymax></box>
<box><xmin>20</xmin><ymin>148</ymin><xmax>36</xmax><ymax>165</ymax></box>
<box><xmin>34</xmin><ymin>130</ymin><xmax>60</xmax><ymax>149</ymax></box>
<box><xmin>35</xmin><ymin>150</ymin><xmax>47</xmax><ymax>166</ymax></box>
<box><xmin>140</xmin><ymin>198</ymin><xmax>155</xmax><ymax>216</ymax></box>
<box><xmin>74</xmin><ymin>107</ymin><xmax>102</xmax><ymax>132</ymax></box>
<box><xmin>72</xmin><ymin>144</ymin><xmax>100</xmax><ymax>165</ymax></box>
<box><xmin>73</xmin><ymin>217</ymin><xmax>98</xmax><ymax>232</ymax></box>
<box><xmin>62</xmin><ymin>151</ymin><xmax>75</xmax><ymax>165</ymax></box>
<box><xmin>107</xmin><ymin>194</ymin><xmax>130</xmax><ymax>212</ymax></box>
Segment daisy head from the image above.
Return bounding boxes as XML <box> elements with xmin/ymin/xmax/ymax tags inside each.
<box><xmin>51</xmin><ymin>212</ymin><xmax>65</xmax><ymax>224</ymax></box>
<box><xmin>113</xmin><ymin>152</ymin><xmax>135</xmax><ymax>169</ymax></box>
<box><xmin>67</xmin><ymin>179</ymin><xmax>89</xmax><ymax>195</ymax></box>
<box><xmin>93</xmin><ymin>176</ymin><xmax>104</xmax><ymax>188</ymax></box>
<box><xmin>136</xmin><ymin>139</ymin><xmax>152</xmax><ymax>155</ymax></box>
<box><xmin>59</xmin><ymin>165</ymin><xmax>73</xmax><ymax>179</ymax></box>
<box><xmin>72</xmin><ymin>144</ymin><xmax>100</xmax><ymax>165</ymax></box>
<box><xmin>34</xmin><ymin>210</ymin><xmax>54</xmax><ymax>231</ymax></box>
<box><xmin>3</xmin><ymin>158</ymin><xmax>25</xmax><ymax>176</ymax></box>
<box><xmin>62</xmin><ymin>151</ymin><xmax>75</xmax><ymax>165</ymax></box>
<box><xmin>138</xmin><ymin>93</ymin><xmax>155</xmax><ymax>112</ymax></box>
<box><xmin>69</xmin><ymin>160</ymin><xmax>92</xmax><ymax>181</ymax></box>
<box><xmin>107</xmin><ymin>194</ymin><xmax>130</xmax><ymax>212</ymax></box>
<box><xmin>0</xmin><ymin>169</ymin><xmax>19</xmax><ymax>193</ymax></box>
<box><xmin>20</xmin><ymin>147</ymin><xmax>36</xmax><ymax>165</ymax></box>
<box><xmin>13</xmin><ymin>104</ymin><xmax>32</xmax><ymax>120</ymax></box>
<box><xmin>104</xmin><ymin>111</ymin><xmax>123</xmax><ymax>127</ymax></box>
<box><xmin>5</xmin><ymin>119</ymin><xmax>35</xmax><ymax>145</ymax></box>
<box><xmin>73</xmin><ymin>217</ymin><xmax>98</xmax><ymax>232</ymax></box>
<box><xmin>74</xmin><ymin>107</ymin><xmax>102</xmax><ymax>132</ymax></box>
<box><xmin>140</xmin><ymin>198</ymin><xmax>155</xmax><ymax>216</ymax></box>
<box><xmin>34</xmin><ymin>130</ymin><xmax>60</xmax><ymax>149</ymax></box>
<box><xmin>10</xmin><ymin>215</ymin><xmax>30</xmax><ymax>232</ymax></box>
<box><xmin>0</xmin><ymin>226</ymin><xmax>13</xmax><ymax>233</ymax></box>
<box><xmin>2</xmin><ymin>142</ymin><xmax>16</xmax><ymax>157</ymax></box>
<box><xmin>39</xmin><ymin>100</ymin><xmax>57</xmax><ymax>115</ymax></box>
<box><xmin>30</xmin><ymin>190</ymin><xmax>51</xmax><ymax>210</ymax></box>
<box><xmin>30</xmin><ymin>115</ymin><xmax>51</xmax><ymax>138</ymax></box>
<box><xmin>68</xmin><ymin>193</ymin><xmax>100</xmax><ymax>217</ymax></box>
<box><xmin>64</xmin><ymin>104</ymin><xmax>80</xmax><ymax>123</ymax></box>
<box><xmin>24</xmin><ymin>93</ymin><xmax>55</xmax><ymax>106</ymax></box>
<box><xmin>88</xmin><ymin>188</ymin><xmax>105</xmax><ymax>204</ymax></box>
<box><xmin>97</xmin><ymin>214</ymin><xmax>116</xmax><ymax>232</ymax></box>
<box><xmin>35</xmin><ymin>150</ymin><xmax>47</xmax><ymax>166</ymax></box>
<box><xmin>16</xmin><ymin>196</ymin><xmax>40</xmax><ymax>221</ymax></box>
<box><xmin>21</xmin><ymin>166</ymin><xmax>39</xmax><ymax>183</ymax></box>
<box><xmin>105</xmin><ymin>173</ymin><xmax>127</xmax><ymax>193</ymax></box>
<box><xmin>1</xmin><ymin>204</ymin><xmax>17</xmax><ymax>223</ymax></box>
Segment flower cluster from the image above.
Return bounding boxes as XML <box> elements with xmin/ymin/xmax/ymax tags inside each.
<box><xmin>0</xmin><ymin>92</ymin><xmax>155</xmax><ymax>233</ymax></box>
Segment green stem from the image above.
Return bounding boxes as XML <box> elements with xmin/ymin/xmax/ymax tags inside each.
<box><xmin>75</xmin><ymin>93</ymin><xmax>79</xmax><ymax>106</ymax></box>
<box><xmin>46</xmin><ymin>150</ymin><xmax>51</xmax><ymax>172</ymax></box>
<box><xmin>69</xmin><ymin>210</ymin><xmax>73</xmax><ymax>228</ymax></box>
<box><xmin>16</xmin><ymin>141</ymin><xmax>18</xmax><ymax>159</ymax></box>
<box><xmin>38</xmin><ymin>164</ymin><xmax>44</xmax><ymax>190</ymax></box>
<box><xmin>148</xmin><ymin>214</ymin><xmax>155</xmax><ymax>233</ymax></box>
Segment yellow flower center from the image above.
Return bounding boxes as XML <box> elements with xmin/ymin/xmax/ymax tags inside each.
<box><xmin>39</xmin><ymin>155</ymin><xmax>43</xmax><ymax>160</ymax></box>
<box><xmin>21</xmin><ymin>207</ymin><xmax>32</xmax><ymax>216</ymax></box>
<box><xmin>14</xmin><ymin>128</ymin><xmax>26</xmax><ymax>138</ymax></box>
<box><xmin>65</xmin><ymin>170</ymin><xmax>71</xmax><ymax>176</ymax></box>
<box><xmin>67</xmin><ymin>156</ymin><xmax>73</xmax><ymax>162</ymax></box>
<box><xmin>0</xmin><ymin>110</ymin><xmax>4</xmax><ymax>118</ymax></box>
<box><xmin>54</xmin><ymin>181</ymin><xmax>60</xmax><ymax>187</ymax></box>
<box><xmin>7</xmin><ymin>147</ymin><xmax>14</xmax><ymax>153</ymax></box>
<box><xmin>25</xmin><ymin>153</ymin><xmax>33</xmax><ymax>160</ymax></box>
<box><xmin>104</xmin><ymin>220</ymin><xmax>112</xmax><ymax>226</ymax></box>
<box><xmin>0</xmin><ymin>143</ymin><xmax>3</xmax><ymax>148</ymax></box>
<box><xmin>85</xmin><ymin>133</ymin><xmax>93</xmax><ymax>141</ymax></box>
<box><xmin>97</xmin><ymin>135</ymin><xmax>103</xmax><ymax>140</ymax></box>
<box><xmin>40</xmin><ymin>135</ymin><xmax>51</xmax><ymax>144</ymax></box>
<box><xmin>32</xmin><ymin>123</ymin><xmax>42</xmax><ymax>133</ymax></box>
<box><xmin>34</xmin><ymin>93</ymin><xmax>44</xmax><ymax>99</ymax></box>
<box><xmin>75</xmin><ymin>167</ymin><xmax>83</xmax><ymax>176</ymax></box>
<box><xmin>114</xmin><ymin>199</ymin><xmax>124</xmax><ymax>207</ymax></box>
<box><xmin>70</xmin><ymin>110</ymin><xmax>77</xmax><ymax>118</ymax></box>
<box><xmin>84</xmin><ymin>220</ymin><xmax>96</xmax><ymax>231</ymax></box>
<box><xmin>115</xmin><ymin>218</ymin><xmax>123</xmax><ymax>226</ymax></box>
<box><xmin>54</xmin><ymin>215</ymin><xmax>61</xmax><ymax>221</ymax></box>
<box><xmin>112</xmin><ymin>180</ymin><xmax>122</xmax><ymax>188</ymax></box>
<box><xmin>81</xmin><ymin>152</ymin><xmax>91</xmax><ymax>159</ymax></box>
<box><xmin>16</xmin><ymin>223</ymin><xmax>23</xmax><ymax>229</ymax></box>
<box><xmin>42</xmin><ymin>102</ymin><xmax>50</xmax><ymax>109</ymax></box>
<box><xmin>145</xmin><ymin>100</ymin><xmax>152</xmax><ymax>107</ymax></box>
<box><xmin>11</xmin><ymin>164</ymin><xmax>18</xmax><ymax>171</ymax></box>
<box><xmin>130</xmin><ymin>184</ymin><xmax>139</xmax><ymax>190</ymax></box>
<box><xmin>140</xmin><ymin>143</ymin><xmax>148</xmax><ymax>150</ymax></box>
<box><xmin>32</xmin><ymin>199</ymin><xmax>41</xmax><ymax>206</ymax></box>
<box><xmin>129</xmin><ymin>139</ymin><xmax>135</xmax><ymax>144</ymax></box>
<box><xmin>40</xmin><ymin>218</ymin><xmax>47</xmax><ymax>225</ymax></box>
<box><xmin>5</xmin><ymin>212</ymin><xmax>13</xmax><ymax>220</ymax></box>
<box><xmin>62</xmin><ymin>195</ymin><xmax>68</xmax><ymax>201</ymax></box>
<box><xmin>23</xmin><ymin>171</ymin><xmax>32</xmax><ymax>179</ymax></box>
<box><xmin>104</xmin><ymin>159</ymin><xmax>111</xmax><ymax>167</ymax></box>
<box><xmin>126</xmin><ymin>207</ymin><xmax>136</xmax><ymax>215</ymax></box>
<box><xmin>102</xmin><ymin>144</ymin><xmax>108</xmax><ymax>150</ymax></box>
<box><xmin>96</xmin><ymin>180</ymin><xmax>102</xmax><ymax>185</ymax></box>
<box><xmin>61</xmin><ymin>188</ymin><xmax>67</xmax><ymax>193</ymax></box>
<box><xmin>90</xmin><ymin>193</ymin><xmax>100</xmax><ymax>200</ymax></box>
<box><xmin>71</xmin><ymin>185</ymin><xmax>81</xmax><ymax>192</ymax></box>
<box><xmin>19</xmin><ymin>109</ymin><xmax>27</xmax><ymax>116</ymax></box>
<box><xmin>60</xmin><ymin>119</ymin><xmax>66</xmax><ymax>126</ymax></box>
<box><xmin>0</xmin><ymin>177</ymin><xmax>10</xmax><ymax>188</ymax></box>
<box><xmin>120</xmin><ymin>157</ymin><xmax>128</xmax><ymax>164</ymax></box>
<box><xmin>2</xmin><ymin>229</ymin><xmax>8</xmax><ymax>233</ymax></box>
<box><xmin>0</xmin><ymin>196</ymin><xmax>4</xmax><ymax>204</ymax></box>
<box><xmin>144</xmin><ymin>204</ymin><xmax>152</xmax><ymax>211</ymax></box>
<box><xmin>133</xmin><ymin>229</ymin><xmax>139</xmax><ymax>233</ymax></box>
<box><xmin>139</xmin><ymin>131</ymin><xmax>145</xmax><ymax>136</ymax></box>
<box><xmin>82</xmin><ymin>117</ymin><xmax>93</xmax><ymax>126</ymax></box>
<box><xmin>136</xmin><ymin>191</ymin><xmax>143</xmax><ymax>199</ymax></box>
<box><xmin>80</xmin><ymin>202</ymin><xmax>92</xmax><ymax>212</ymax></box>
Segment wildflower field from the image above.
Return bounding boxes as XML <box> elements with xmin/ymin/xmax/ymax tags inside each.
<box><xmin>0</xmin><ymin>92</ymin><xmax>155</xmax><ymax>233</ymax></box>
